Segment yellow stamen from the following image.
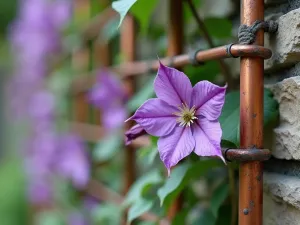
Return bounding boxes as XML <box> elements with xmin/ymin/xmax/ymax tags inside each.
<box><xmin>173</xmin><ymin>103</ymin><xmax>197</xmax><ymax>127</ymax></box>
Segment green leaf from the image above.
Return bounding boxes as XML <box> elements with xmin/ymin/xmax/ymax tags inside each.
<box><xmin>157</xmin><ymin>163</ymin><xmax>190</xmax><ymax>207</ymax></box>
<box><xmin>220</xmin><ymin>88</ymin><xmax>279</xmax><ymax>147</ymax></box>
<box><xmin>171</xmin><ymin>208</ymin><xmax>189</xmax><ymax>225</ymax></box>
<box><xmin>35</xmin><ymin>211</ymin><xmax>63</xmax><ymax>225</ymax></box>
<box><xmin>127</xmin><ymin>76</ymin><xmax>155</xmax><ymax>112</ymax></box>
<box><xmin>158</xmin><ymin>159</ymin><xmax>223</xmax><ymax>209</ymax></box>
<box><xmin>139</xmin><ymin>222</ymin><xmax>158</xmax><ymax>225</ymax></box>
<box><xmin>210</xmin><ymin>183</ymin><xmax>229</xmax><ymax>217</ymax></box>
<box><xmin>93</xmin><ymin>131</ymin><xmax>123</xmax><ymax>162</ymax></box>
<box><xmin>124</xmin><ymin>169</ymin><xmax>162</xmax><ymax>206</ymax></box>
<box><xmin>203</xmin><ymin>18</ymin><xmax>232</xmax><ymax>39</ymax></box>
<box><xmin>184</xmin><ymin>61</ymin><xmax>220</xmax><ymax>85</ymax></box>
<box><xmin>91</xmin><ymin>203</ymin><xmax>122</xmax><ymax>225</ymax></box>
<box><xmin>127</xmin><ymin>198</ymin><xmax>154</xmax><ymax>224</ymax></box>
<box><xmin>138</xmin><ymin>146</ymin><xmax>158</xmax><ymax>166</ymax></box>
<box><xmin>138</xmin><ymin>136</ymin><xmax>159</xmax><ymax>166</ymax></box>
<box><xmin>215</xmin><ymin>204</ymin><xmax>232</xmax><ymax>225</ymax></box>
<box><xmin>131</xmin><ymin>0</ymin><xmax>158</xmax><ymax>33</ymax></box>
<box><xmin>0</xmin><ymin>158</ymin><xmax>29</xmax><ymax>225</ymax></box>
<box><xmin>112</xmin><ymin>0</ymin><xmax>138</xmax><ymax>27</ymax></box>
<box><xmin>264</xmin><ymin>89</ymin><xmax>279</xmax><ymax>126</ymax></box>
<box><xmin>0</xmin><ymin>0</ymin><xmax>18</xmax><ymax>34</ymax></box>
<box><xmin>192</xmin><ymin>209</ymin><xmax>216</xmax><ymax>225</ymax></box>
<box><xmin>101</xmin><ymin>17</ymin><xmax>120</xmax><ymax>41</ymax></box>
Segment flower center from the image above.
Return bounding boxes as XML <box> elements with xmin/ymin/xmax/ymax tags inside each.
<box><xmin>174</xmin><ymin>103</ymin><xmax>197</xmax><ymax>127</ymax></box>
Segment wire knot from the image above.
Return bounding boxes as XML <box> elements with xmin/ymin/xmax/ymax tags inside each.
<box><xmin>238</xmin><ymin>20</ymin><xmax>278</xmax><ymax>45</ymax></box>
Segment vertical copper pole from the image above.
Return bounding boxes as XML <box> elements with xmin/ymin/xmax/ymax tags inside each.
<box><xmin>167</xmin><ymin>0</ymin><xmax>184</xmax><ymax>56</ymax></box>
<box><xmin>72</xmin><ymin>0</ymin><xmax>90</xmax><ymax>123</ymax></box>
<box><xmin>239</xmin><ymin>0</ymin><xmax>264</xmax><ymax>225</ymax></box>
<box><xmin>94</xmin><ymin>0</ymin><xmax>111</xmax><ymax>68</ymax></box>
<box><xmin>93</xmin><ymin>0</ymin><xmax>111</xmax><ymax>125</ymax></box>
<box><xmin>92</xmin><ymin>43</ymin><xmax>111</xmax><ymax>125</ymax></box>
<box><xmin>121</xmin><ymin>15</ymin><xmax>136</xmax><ymax>194</ymax></box>
<box><xmin>167</xmin><ymin>0</ymin><xmax>184</xmax><ymax>220</ymax></box>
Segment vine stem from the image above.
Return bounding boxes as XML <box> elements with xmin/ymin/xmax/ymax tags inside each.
<box><xmin>229</xmin><ymin>166</ymin><xmax>237</xmax><ymax>225</ymax></box>
<box><xmin>185</xmin><ymin>0</ymin><xmax>234</xmax><ymax>88</ymax></box>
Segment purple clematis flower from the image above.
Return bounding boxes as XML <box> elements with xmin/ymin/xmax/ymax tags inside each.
<box><xmin>28</xmin><ymin>178</ymin><xmax>53</xmax><ymax>204</ymax></box>
<box><xmin>125</xmin><ymin>124</ymin><xmax>147</xmax><ymax>145</ymax></box>
<box><xmin>126</xmin><ymin>63</ymin><xmax>226</xmax><ymax>175</ymax></box>
<box><xmin>88</xmin><ymin>70</ymin><xmax>128</xmax><ymax>130</ymax></box>
<box><xmin>68</xmin><ymin>211</ymin><xmax>88</xmax><ymax>225</ymax></box>
<box><xmin>57</xmin><ymin>134</ymin><xmax>90</xmax><ymax>189</ymax></box>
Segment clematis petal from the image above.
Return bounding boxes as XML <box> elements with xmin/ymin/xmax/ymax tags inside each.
<box><xmin>158</xmin><ymin>126</ymin><xmax>195</xmax><ymax>175</ymax></box>
<box><xmin>192</xmin><ymin>81</ymin><xmax>226</xmax><ymax>121</ymax></box>
<box><xmin>154</xmin><ymin>63</ymin><xmax>193</xmax><ymax>107</ymax></box>
<box><xmin>193</xmin><ymin>118</ymin><xmax>225</xmax><ymax>162</ymax></box>
<box><xmin>125</xmin><ymin>124</ymin><xmax>147</xmax><ymax>145</ymax></box>
<box><xmin>127</xmin><ymin>98</ymin><xmax>177</xmax><ymax>137</ymax></box>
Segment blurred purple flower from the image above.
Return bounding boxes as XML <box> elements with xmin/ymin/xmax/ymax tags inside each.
<box><xmin>51</xmin><ymin>0</ymin><xmax>73</xmax><ymax>29</ymax></box>
<box><xmin>9</xmin><ymin>0</ymin><xmax>73</xmax><ymax>118</ymax></box>
<box><xmin>29</xmin><ymin>90</ymin><xmax>56</xmax><ymax>121</ymax></box>
<box><xmin>83</xmin><ymin>196</ymin><xmax>100</xmax><ymax>210</ymax></box>
<box><xmin>88</xmin><ymin>70</ymin><xmax>128</xmax><ymax>130</ymax></box>
<box><xmin>28</xmin><ymin>179</ymin><xmax>53</xmax><ymax>204</ymax></box>
<box><xmin>125</xmin><ymin>124</ymin><xmax>147</xmax><ymax>145</ymax></box>
<box><xmin>27</xmin><ymin>131</ymin><xmax>58</xmax><ymax>174</ymax></box>
<box><xmin>57</xmin><ymin>134</ymin><xmax>90</xmax><ymax>189</ymax></box>
<box><xmin>126</xmin><ymin>63</ymin><xmax>227</xmax><ymax>175</ymax></box>
<box><xmin>8</xmin><ymin>0</ymin><xmax>91</xmax><ymax>207</ymax></box>
<box><xmin>68</xmin><ymin>212</ymin><xmax>88</xmax><ymax>225</ymax></box>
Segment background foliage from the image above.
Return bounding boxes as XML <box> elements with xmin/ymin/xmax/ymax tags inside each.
<box><xmin>0</xmin><ymin>0</ymin><xmax>278</xmax><ymax>225</ymax></box>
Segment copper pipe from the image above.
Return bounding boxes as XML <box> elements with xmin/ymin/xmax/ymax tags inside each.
<box><xmin>222</xmin><ymin>148</ymin><xmax>271</xmax><ymax>162</ymax></box>
<box><xmin>121</xmin><ymin>15</ymin><xmax>137</xmax><ymax>195</ymax></box>
<box><xmin>115</xmin><ymin>45</ymin><xmax>271</xmax><ymax>76</ymax></box>
<box><xmin>91</xmin><ymin>0</ymin><xmax>112</xmax><ymax>128</ymax></box>
<box><xmin>86</xmin><ymin>180</ymin><xmax>170</xmax><ymax>225</ymax></box>
<box><xmin>167</xmin><ymin>0</ymin><xmax>184</xmax><ymax>220</ymax></box>
<box><xmin>70</xmin><ymin>121</ymin><xmax>150</xmax><ymax>147</ymax></box>
<box><xmin>239</xmin><ymin>0</ymin><xmax>264</xmax><ymax>224</ymax></box>
<box><xmin>72</xmin><ymin>0</ymin><xmax>91</xmax><ymax>125</ymax></box>
<box><xmin>69</xmin><ymin>44</ymin><xmax>272</xmax><ymax>95</ymax></box>
<box><xmin>70</xmin><ymin>122</ymin><xmax>105</xmax><ymax>141</ymax></box>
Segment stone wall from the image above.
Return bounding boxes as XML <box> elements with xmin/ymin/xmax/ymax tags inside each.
<box><xmin>263</xmin><ymin>1</ymin><xmax>300</xmax><ymax>224</ymax></box>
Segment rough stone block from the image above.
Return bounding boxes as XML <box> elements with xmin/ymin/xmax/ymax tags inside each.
<box><xmin>263</xmin><ymin>193</ymin><xmax>300</xmax><ymax>225</ymax></box>
<box><xmin>265</xmin><ymin>9</ymin><xmax>300</xmax><ymax>70</ymax></box>
<box><xmin>269</xmin><ymin>76</ymin><xmax>300</xmax><ymax>160</ymax></box>
<box><xmin>263</xmin><ymin>172</ymin><xmax>300</xmax><ymax>225</ymax></box>
<box><xmin>264</xmin><ymin>172</ymin><xmax>300</xmax><ymax>209</ymax></box>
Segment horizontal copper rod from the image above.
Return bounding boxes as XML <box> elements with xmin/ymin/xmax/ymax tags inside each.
<box><xmin>86</xmin><ymin>180</ymin><xmax>170</xmax><ymax>225</ymax></box>
<box><xmin>222</xmin><ymin>148</ymin><xmax>271</xmax><ymax>162</ymax></box>
<box><xmin>70</xmin><ymin>44</ymin><xmax>272</xmax><ymax>95</ymax></box>
<box><xmin>70</xmin><ymin>122</ymin><xmax>150</xmax><ymax>147</ymax></box>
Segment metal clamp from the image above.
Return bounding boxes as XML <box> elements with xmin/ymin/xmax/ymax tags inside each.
<box><xmin>189</xmin><ymin>49</ymin><xmax>205</xmax><ymax>66</ymax></box>
<box><xmin>226</xmin><ymin>43</ymin><xmax>239</xmax><ymax>58</ymax></box>
<box><xmin>222</xmin><ymin>148</ymin><xmax>271</xmax><ymax>162</ymax></box>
